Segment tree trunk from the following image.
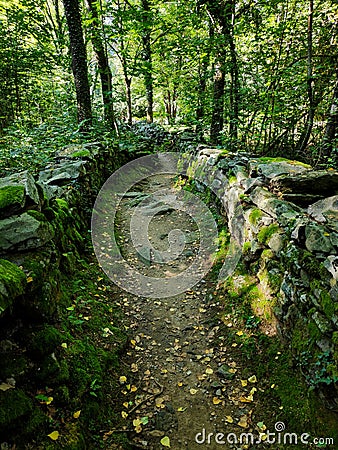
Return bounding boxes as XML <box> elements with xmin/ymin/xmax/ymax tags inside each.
<box><xmin>141</xmin><ymin>0</ymin><xmax>153</xmax><ymax>123</ymax></box>
<box><xmin>125</xmin><ymin>76</ymin><xmax>133</xmax><ymax>126</ymax></box>
<box><xmin>296</xmin><ymin>0</ymin><xmax>314</xmax><ymax>154</ymax></box>
<box><xmin>62</xmin><ymin>0</ymin><xmax>92</xmax><ymax>132</ymax></box>
<box><xmin>210</xmin><ymin>62</ymin><xmax>225</xmax><ymax>145</ymax></box>
<box><xmin>322</xmin><ymin>78</ymin><xmax>338</xmax><ymax>157</ymax></box>
<box><xmin>228</xmin><ymin>33</ymin><xmax>239</xmax><ymax>144</ymax></box>
<box><xmin>86</xmin><ymin>0</ymin><xmax>116</xmax><ymax>129</ymax></box>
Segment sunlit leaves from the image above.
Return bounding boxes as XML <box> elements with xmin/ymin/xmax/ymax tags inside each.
<box><xmin>47</xmin><ymin>431</ymin><xmax>59</xmax><ymax>441</ymax></box>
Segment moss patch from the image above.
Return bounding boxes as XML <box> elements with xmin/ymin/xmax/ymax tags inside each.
<box><xmin>257</xmin><ymin>156</ymin><xmax>312</xmax><ymax>168</ymax></box>
<box><xmin>257</xmin><ymin>223</ymin><xmax>280</xmax><ymax>244</ymax></box>
<box><xmin>249</xmin><ymin>208</ymin><xmax>262</xmax><ymax>226</ymax></box>
<box><xmin>0</xmin><ymin>185</ymin><xmax>25</xmax><ymax>211</ymax></box>
<box><xmin>0</xmin><ymin>259</ymin><xmax>27</xmax><ymax>315</ymax></box>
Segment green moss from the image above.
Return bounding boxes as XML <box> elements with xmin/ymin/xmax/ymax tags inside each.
<box><xmin>249</xmin><ymin>208</ymin><xmax>262</xmax><ymax>226</ymax></box>
<box><xmin>0</xmin><ymin>389</ymin><xmax>33</xmax><ymax>428</ymax></box>
<box><xmin>0</xmin><ymin>259</ymin><xmax>27</xmax><ymax>315</ymax></box>
<box><xmin>0</xmin><ymin>185</ymin><xmax>25</xmax><ymax>210</ymax></box>
<box><xmin>70</xmin><ymin>149</ymin><xmax>91</xmax><ymax>159</ymax></box>
<box><xmin>26</xmin><ymin>210</ymin><xmax>47</xmax><ymax>222</ymax></box>
<box><xmin>301</xmin><ymin>251</ymin><xmax>329</xmax><ymax>280</ymax></box>
<box><xmin>308</xmin><ymin>319</ymin><xmax>321</xmax><ymax>343</ymax></box>
<box><xmin>257</xmin><ymin>223</ymin><xmax>280</xmax><ymax>244</ymax></box>
<box><xmin>319</xmin><ymin>289</ymin><xmax>336</xmax><ymax>319</ymax></box>
<box><xmin>0</xmin><ymin>353</ymin><xmax>28</xmax><ymax>379</ymax></box>
<box><xmin>29</xmin><ymin>325</ymin><xmax>64</xmax><ymax>358</ymax></box>
<box><xmin>66</xmin><ymin>341</ymin><xmax>105</xmax><ymax>399</ymax></box>
<box><xmin>242</xmin><ymin>241</ymin><xmax>252</xmax><ymax>254</ymax></box>
<box><xmin>257</xmin><ymin>156</ymin><xmax>312</xmax><ymax>168</ymax></box>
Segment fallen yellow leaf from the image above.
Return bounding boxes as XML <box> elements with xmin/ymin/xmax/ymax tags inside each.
<box><xmin>238</xmin><ymin>415</ymin><xmax>248</xmax><ymax>428</ymax></box>
<box><xmin>240</xmin><ymin>396</ymin><xmax>253</xmax><ymax>403</ymax></box>
<box><xmin>121</xmin><ymin>411</ymin><xmax>128</xmax><ymax>419</ymax></box>
<box><xmin>177</xmin><ymin>407</ymin><xmax>187</xmax><ymax>412</ymax></box>
<box><xmin>130</xmin><ymin>385</ymin><xmax>137</xmax><ymax>392</ymax></box>
<box><xmin>123</xmin><ymin>402</ymin><xmax>129</xmax><ymax>408</ymax></box>
<box><xmin>160</xmin><ymin>436</ymin><xmax>171</xmax><ymax>448</ymax></box>
<box><xmin>47</xmin><ymin>431</ymin><xmax>59</xmax><ymax>441</ymax></box>
<box><xmin>61</xmin><ymin>342</ymin><xmax>68</xmax><ymax>349</ymax></box>
<box><xmin>27</xmin><ymin>276</ymin><xmax>33</xmax><ymax>283</ymax></box>
<box><xmin>205</xmin><ymin>367</ymin><xmax>213</xmax><ymax>375</ymax></box>
<box><xmin>189</xmin><ymin>388</ymin><xmax>198</xmax><ymax>395</ymax></box>
<box><xmin>177</xmin><ymin>381</ymin><xmax>183</xmax><ymax>387</ymax></box>
<box><xmin>73</xmin><ymin>410</ymin><xmax>81</xmax><ymax>419</ymax></box>
<box><xmin>46</xmin><ymin>397</ymin><xmax>53</xmax><ymax>405</ymax></box>
<box><xmin>119</xmin><ymin>376</ymin><xmax>127</xmax><ymax>384</ymax></box>
<box><xmin>236</xmin><ymin>330</ymin><xmax>244</xmax><ymax>336</ymax></box>
<box><xmin>212</xmin><ymin>397</ymin><xmax>222</xmax><ymax>405</ymax></box>
<box><xmin>241</xmin><ymin>379</ymin><xmax>248</xmax><ymax>387</ymax></box>
<box><xmin>248</xmin><ymin>375</ymin><xmax>257</xmax><ymax>383</ymax></box>
<box><xmin>225</xmin><ymin>416</ymin><xmax>234</xmax><ymax>423</ymax></box>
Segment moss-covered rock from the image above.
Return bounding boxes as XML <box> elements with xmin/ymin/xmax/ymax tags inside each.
<box><xmin>0</xmin><ymin>212</ymin><xmax>54</xmax><ymax>252</ymax></box>
<box><xmin>0</xmin><ymin>389</ymin><xmax>33</xmax><ymax>432</ymax></box>
<box><xmin>0</xmin><ymin>185</ymin><xmax>25</xmax><ymax>213</ymax></box>
<box><xmin>257</xmin><ymin>223</ymin><xmax>280</xmax><ymax>244</ymax></box>
<box><xmin>29</xmin><ymin>325</ymin><xmax>64</xmax><ymax>358</ymax></box>
<box><xmin>0</xmin><ymin>259</ymin><xmax>27</xmax><ymax>316</ymax></box>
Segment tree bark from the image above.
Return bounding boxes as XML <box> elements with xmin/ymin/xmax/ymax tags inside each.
<box><xmin>141</xmin><ymin>0</ymin><xmax>153</xmax><ymax>123</ymax></box>
<box><xmin>210</xmin><ymin>61</ymin><xmax>225</xmax><ymax>145</ymax></box>
<box><xmin>322</xmin><ymin>78</ymin><xmax>338</xmax><ymax>157</ymax></box>
<box><xmin>62</xmin><ymin>0</ymin><xmax>92</xmax><ymax>132</ymax></box>
<box><xmin>86</xmin><ymin>0</ymin><xmax>116</xmax><ymax>129</ymax></box>
<box><xmin>296</xmin><ymin>0</ymin><xmax>314</xmax><ymax>154</ymax></box>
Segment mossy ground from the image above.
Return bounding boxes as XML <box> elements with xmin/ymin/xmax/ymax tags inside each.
<box><xmin>1</xmin><ymin>250</ymin><xmax>129</xmax><ymax>449</ymax></box>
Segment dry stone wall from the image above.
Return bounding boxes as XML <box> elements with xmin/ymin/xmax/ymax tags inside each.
<box><xmin>183</xmin><ymin>147</ymin><xmax>338</xmax><ymax>404</ymax></box>
<box><xmin>0</xmin><ymin>143</ymin><xmax>123</xmax><ymax>321</ymax></box>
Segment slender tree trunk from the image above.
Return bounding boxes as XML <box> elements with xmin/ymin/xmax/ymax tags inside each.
<box><xmin>125</xmin><ymin>76</ymin><xmax>133</xmax><ymax>126</ymax></box>
<box><xmin>322</xmin><ymin>78</ymin><xmax>338</xmax><ymax>157</ymax></box>
<box><xmin>86</xmin><ymin>0</ymin><xmax>116</xmax><ymax>129</ymax></box>
<box><xmin>227</xmin><ymin>0</ymin><xmax>239</xmax><ymax>145</ymax></box>
<box><xmin>196</xmin><ymin>21</ymin><xmax>212</xmax><ymax>136</ymax></box>
<box><xmin>210</xmin><ymin>61</ymin><xmax>225</xmax><ymax>144</ymax></box>
<box><xmin>141</xmin><ymin>0</ymin><xmax>153</xmax><ymax>123</ymax></box>
<box><xmin>62</xmin><ymin>0</ymin><xmax>92</xmax><ymax>131</ymax></box>
<box><xmin>296</xmin><ymin>0</ymin><xmax>314</xmax><ymax>154</ymax></box>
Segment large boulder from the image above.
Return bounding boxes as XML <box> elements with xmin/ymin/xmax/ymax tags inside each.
<box><xmin>308</xmin><ymin>195</ymin><xmax>338</xmax><ymax>227</ymax></box>
<box><xmin>0</xmin><ymin>171</ymin><xmax>40</xmax><ymax>219</ymax></box>
<box><xmin>39</xmin><ymin>160</ymin><xmax>87</xmax><ymax>186</ymax></box>
<box><xmin>0</xmin><ymin>211</ymin><xmax>54</xmax><ymax>253</ymax></box>
<box><xmin>270</xmin><ymin>170</ymin><xmax>338</xmax><ymax>197</ymax></box>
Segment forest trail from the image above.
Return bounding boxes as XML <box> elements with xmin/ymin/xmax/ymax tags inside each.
<box><xmin>108</xmin><ymin>173</ymin><xmax>271</xmax><ymax>450</ymax></box>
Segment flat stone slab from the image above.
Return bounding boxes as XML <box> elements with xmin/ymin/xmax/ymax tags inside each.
<box><xmin>0</xmin><ymin>212</ymin><xmax>54</xmax><ymax>253</ymax></box>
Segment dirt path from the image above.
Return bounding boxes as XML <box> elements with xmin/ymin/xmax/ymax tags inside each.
<box><xmin>110</xmin><ymin>174</ymin><xmax>268</xmax><ymax>450</ymax></box>
<box><xmin>105</xmin><ymin>170</ymin><xmax>336</xmax><ymax>450</ymax></box>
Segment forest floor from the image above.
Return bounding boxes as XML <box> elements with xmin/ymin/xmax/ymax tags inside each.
<box><xmin>95</xmin><ymin>173</ymin><xmax>338</xmax><ymax>450</ymax></box>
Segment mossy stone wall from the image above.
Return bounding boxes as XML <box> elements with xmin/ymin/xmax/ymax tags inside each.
<box><xmin>0</xmin><ymin>142</ymin><xmax>125</xmax><ymax>442</ymax></box>
<box><xmin>184</xmin><ymin>148</ymin><xmax>338</xmax><ymax>407</ymax></box>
